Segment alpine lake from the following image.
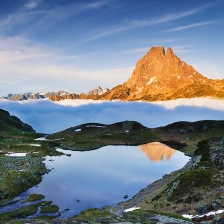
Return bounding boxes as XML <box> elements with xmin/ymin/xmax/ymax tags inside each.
<box><xmin>0</xmin><ymin>140</ymin><xmax>189</xmax><ymax>219</ymax></box>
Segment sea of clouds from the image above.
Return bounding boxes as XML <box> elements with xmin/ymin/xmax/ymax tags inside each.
<box><xmin>0</xmin><ymin>98</ymin><xmax>224</xmax><ymax>134</ymax></box>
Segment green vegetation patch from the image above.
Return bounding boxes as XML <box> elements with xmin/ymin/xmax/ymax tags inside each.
<box><xmin>31</xmin><ymin>215</ymin><xmax>57</xmax><ymax>220</ymax></box>
<box><xmin>194</xmin><ymin>140</ymin><xmax>210</xmax><ymax>163</ymax></box>
<box><xmin>170</xmin><ymin>169</ymin><xmax>214</xmax><ymax>201</ymax></box>
<box><xmin>124</xmin><ymin>209</ymin><xmax>193</xmax><ymax>223</ymax></box>
<box><xmin>47</xmin><ymin>121</ymin><xmax>160</xmax><ymax>152</ymax></box>
<box><xmin>40</xmin><ymin>205</ymin><xmax>59</xmax><ymax>213</ymax></box>
<box><xmin>0</xmin><ymin>156</ymin><xmax>48</xmax><ymax>200</ymax></box>
<box><xmin>73</xmin><ymin>208</ymin><xmax>114</xmax><ymax>220</ymax></box>
<box><xmin>0</xmin><ymin>197</ymin><xmax>20</xmax><ymax>207</ymax></box>
<box><xmin>0</xmin><ymin>108</ymin><xmax>34</xmax><ymax>133</ymax></box>
<box><xmin>22</xmin><ymin>194</ymin><xmax>45</xmax><ymax>204</ymax></box>
<box><xmin>0</xmin><ymin>201</ymin><xmax>52</xmax><ymax>220</ymax></box>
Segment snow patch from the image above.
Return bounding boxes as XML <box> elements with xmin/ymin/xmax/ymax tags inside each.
<box><xmin>178</xmin><ymin>76</ymin><xmax>180</xmax><ymax>79</ymax></box>
<box><xmin>124</xmin><ymin>207</ymin><xmax>141</xmax><ymax>212</ymax></box>
<box><xmin>74</xmin><ymin>129</ymin><xmax>81</xmax><ymax>132</ymax></box>
<box><xmin>147</xmin><ymin>77</ymin><xmax>156</xmax><ymax>85</ymax></box>
<box><xmin>6</xmin><ymin>153</ymin><xmax>27</xmax><ymax>157</ymax></box>
<box><xmin>183</xmin><ymin>209</ymin><xmax>224</xmax><ymax>219</ymax></box>
<box><xmin>35</xmin><ymin>137</ymin><xmax>48</xmax><ymax>141</ymax></box>
<box><xmin>29</xmin><ymin>144</ymin><xmax>41</xmax><ymax>147</ymax></box>
<box><xmin>135</xmin><ymin>87</ymin><xmax>143</xmax><ymax>93</ymax></box>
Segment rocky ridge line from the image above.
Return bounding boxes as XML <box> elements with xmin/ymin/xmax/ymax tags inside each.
<box><xmin>49</xmin><ymin>46</ymin><xmax>224</xmax><ymax>102</ymax></box>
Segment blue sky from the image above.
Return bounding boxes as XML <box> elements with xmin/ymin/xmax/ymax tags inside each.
<box><xmin>0</xmin><ymin>0</ymin><xmax>224</xmax><ymax>95</ymax></box>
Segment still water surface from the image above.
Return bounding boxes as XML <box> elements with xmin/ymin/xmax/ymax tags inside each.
<box><xmin>26</xmin><ymin>143</ymin><xmax>189</xmax><ymax>218</ymax></box>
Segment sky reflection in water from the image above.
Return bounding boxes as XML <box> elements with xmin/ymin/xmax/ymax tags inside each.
<box><xmin>27</xmin><ymin>143</ymin><xmax>190</xmax><ymax>218</ymax></box>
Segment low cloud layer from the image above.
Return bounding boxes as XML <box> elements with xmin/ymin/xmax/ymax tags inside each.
<box><xmin>0</xmin><ymin>98</ymin><xmax>224</xmax><ymax>134</ymax></box>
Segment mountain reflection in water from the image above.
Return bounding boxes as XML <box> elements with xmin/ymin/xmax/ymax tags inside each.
<box><xmin>138</xmin><ymin>142</ymin><xmax>176</xmax><ymax>162</ymax></box>
<box><xmin>16</xmin><ymin>145</ymin><xmax>189</xmax><ymax>218</ymax></box>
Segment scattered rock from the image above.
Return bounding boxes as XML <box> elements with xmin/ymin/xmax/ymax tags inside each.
<box><xmin>216</xmin><ymin>186</ymin><xmax>224</xmax><ymax>192</ymax></box>
<box><xmin>221</xmin><ymin>137</ymin><xmax>224</xmax><ymax>145</ymax></box>
<box><xmin>198</xmin><ymin>205</ymin><xmax>208</xmax><ymax>214</ymax></box>
<box><xmin>211</xmin><ymin>203</ymin><xmax>217</xmax><ymax>209</ymax></box>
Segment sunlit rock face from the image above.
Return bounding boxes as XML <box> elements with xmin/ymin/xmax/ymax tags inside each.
<box><xmin>138</xmin><ymin>142</ymin><xmax>176</xmax><ymax>162</ymax></box>
<box><xmin>49</xmin><ymin>46</ymin><xmax>224</xmax><ymax>102</ymax></box>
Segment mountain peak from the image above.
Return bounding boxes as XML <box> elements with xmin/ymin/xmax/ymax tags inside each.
<box><xmin>148</xmin><ymin>46</ymin><xmax>165</xmax><ymax>56</ymax></box>
<box><xmin>124</xmin><ymin>46</ymin><xmax>183</xmax><ymax>88</ymax></box>
<box><xmin>87</xmin><ymin>86</ymin><xmax>109</xmax><ymax>95</ymax></box>
<box><xmin>165</xmin><ymin>47</ymin><xmax>174</xmax><ymax>56</ymax></box>
<box><xmin>49</xmin><ymin>46</ymin><xmax>224</xmax><ymax>102</ymax></box>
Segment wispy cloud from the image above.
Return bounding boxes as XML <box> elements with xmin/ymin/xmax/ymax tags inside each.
<box><xmin>172</xmin><ymin>45</ymin><xmax>199</xmax><ymax>53</ymax></box>
<box><xmin>84</xmin><ymin>0</ymin><xmax>111</xmax><ymax>9</ymax></box>
<box><xmin>0</xmin><ymin>36</ymin><xmax>132</xmax><ymax>95</ymax></box>
<box><xmin>0</xmin><ymin>0</ymin><xmax>111</xmax><ymax>35</ymax></box>
<box><xmin>122</xmin><ymin>47</ymin><xmax>150</xmax><ymax>54</ymax></box>
<box><xmin>191</xmin><ymin>61</ymin><xmax>223</xmax><ymax>79</ymax></box>
<box><xmin>121</xmin><ymin>39</ymin><xmax>177</xmax><ymax>54</ymax></box>
<box><xmin>0</xmin><ymin>36</ymin><xmax>105</xmax><ymax>64</ymax></box>
<box><xmin>25</xmin><ymin>0</ymin><xmax>43</xmax><ymax>9</ymax></box>
<box><xmin>86</xmin><ymin>3</ymin><xmax>214</xmax><ymax>41</ymax></box>
<box><xmin>170</xmin><ymin>21</ymin><xmax>218</xmax><ymax>31</ymax></box>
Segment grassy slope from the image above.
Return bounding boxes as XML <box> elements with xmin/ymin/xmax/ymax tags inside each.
<box><xmin>0</xmin><ymin>109</ymin><xmax>62</xmax><ymax>201</ymax></box>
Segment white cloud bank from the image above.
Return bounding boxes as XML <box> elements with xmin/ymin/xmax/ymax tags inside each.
<box><xmin>0</xmin><ymin>98</ymin><xmax>224</xmax><ymax>134</ymax></box>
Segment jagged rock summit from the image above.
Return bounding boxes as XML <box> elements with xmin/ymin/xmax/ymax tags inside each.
<box><xmin>87</xmin><ymin>86</ymin><xmax>109</xmax><ymax>95</ymax></box>
<box><xmin>125</xmin><ymin>46</ymin><xmax>205</xmax><ymax>90</ymax></box>
<box><xmin>49</xmin><ymin>46</ymin><xmax>224</xmax><ymax>102</ymax></box>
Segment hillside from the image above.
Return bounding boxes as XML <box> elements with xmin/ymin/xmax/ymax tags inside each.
<box><xmin>0</xmin><ymin>109</ymin><xmax>35</xmax><ymax>132</ymax></box>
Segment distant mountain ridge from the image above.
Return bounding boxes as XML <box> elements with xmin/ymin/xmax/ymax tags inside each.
<box><xmin>0</xmin><ymin>90</ymin><xmax>69</xmax><ymax>101</ymax></box>
<box><xmin>49</xmin><ymin>46</ymin><xmax>224</xmax><ymax>102</ymax></box>
<box><xmin>1</xmin><ymin>87</ymin><xmax>110</xmax><ymax>101</ymax></box>
<box><xmin>87</xmin><ymin>86</ymin><xmax>109</xmax><ymax>95</ymax></box>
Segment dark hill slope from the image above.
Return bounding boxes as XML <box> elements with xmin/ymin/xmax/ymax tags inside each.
<box><xmin>0</xmin><ymin>109</ymin><xmax>35</xmax><ymax>132</ymax></box>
